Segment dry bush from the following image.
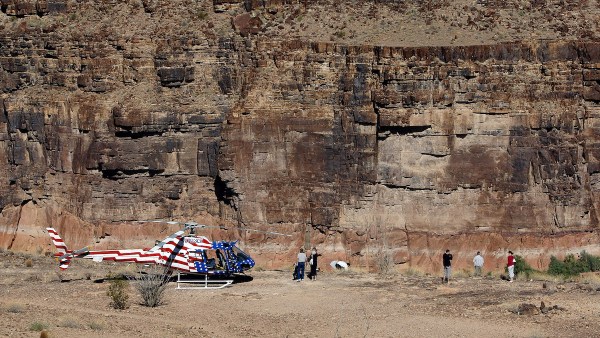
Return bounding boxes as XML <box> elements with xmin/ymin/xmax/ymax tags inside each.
<box><xmin>54</xmin><ymin>271</ymin><xmax>65</xmax><ymax>282</ymax></box>
<box><xmin>88</xmin><ymin>322</ymin><xmax>103</xmax><ymax>331</ymax></box>
<box><xmin>6</xmin><ymin>304</ymin><xmax>24</xmax><ymax>313</ymax></box>
<box><xmin>107</xmin><ymin>278</ymin><xmax>130</xmax><ymax>310</ymax></box>
<box><xmin>130</xmin><ymin>266</ymin><xmax>171</xmax><ymax>307</ymax></box>
<box><xmin>375</xmin><ymin>247</ymin><xmax>395</xmax><ymax>276</ymax></box>
<box><xmin>58</xmin><ymin>319</ymin><xmax>81</xmax><ymax>329</ymax></box>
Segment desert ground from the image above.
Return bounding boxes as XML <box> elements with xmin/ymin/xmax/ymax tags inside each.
<box><xmin>1</xmin><ymin>252</ymin><xmax>599</xmax><ymax>338</ymax></box>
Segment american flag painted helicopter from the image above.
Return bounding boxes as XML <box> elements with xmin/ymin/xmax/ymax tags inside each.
<box><xmin>47</xmin><ymin>221</ymin><xmax>290</xmax><ymax>278</ymax></box>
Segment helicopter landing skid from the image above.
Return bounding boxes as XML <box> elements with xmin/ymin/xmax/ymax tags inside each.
<box><xmin>175</xmin><ymin>272</ymin><xmax>233</xmax><ymax>289</ymax></box>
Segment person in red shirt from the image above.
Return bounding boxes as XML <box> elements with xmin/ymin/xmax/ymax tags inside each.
<box><xmin>507</xmin><ymin>251</ymin><xmax>516</xmax><ymax>282</ymax></box>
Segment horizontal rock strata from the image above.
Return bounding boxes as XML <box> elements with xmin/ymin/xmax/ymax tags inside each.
<box><xmin>0</xmin><ymin>0</ymin><xmax>599</xmax><ymax>272</ymax></box>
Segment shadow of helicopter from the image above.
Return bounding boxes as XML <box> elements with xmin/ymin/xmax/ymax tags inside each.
<box><xmin>93</xmin><ymin>274</ymin><xmax>254</xmax><ymax>285</ymax></box>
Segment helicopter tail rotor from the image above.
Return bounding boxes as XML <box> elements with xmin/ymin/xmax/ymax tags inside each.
<box><xmin>47</xmin><ymin>228</ymin><xmax>90</xmax><ymax>270</ymax></box>
<box><xmin>56</xmin><ymin>247</ymin><xmax>89</xmax><ymax>270</ymax></box>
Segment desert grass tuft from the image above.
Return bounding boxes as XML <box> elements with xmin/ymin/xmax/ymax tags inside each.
<box><xmin>401</xmin><ymin>267</ymin><xmax>425</xmax><ymax>277</ymax></box>
<box><xmin>575</xmin><ymin>272</ymin><xmax>600</xmax><ymax>286</ymax></box>
<box><xmin>454</xmin><ymin>268</ymin><xmax>472</xmax><ymax>278</ymax></box>
<box><xmin>88</xmin><ymin>321</ymin><xmax>104</xmax><ymax>330</ymax></box>
<box><xmin>6</xmin><ymin>304</ymin><xmax>24</xmax><ymax>313</ymax></box>
<box><xmin>29</xmin><ymin>321</ymin><xmax>49</xmax><ymax>331</ymax></box>
<box><xmin>526</xmin><ymin>270</ymin><xmax>564</xmax><ymax>283</ymax></box>
<box><xmin>58</xmin><ymin>319</ymin><xmax>81</xmax><ymax>329</ymax></box>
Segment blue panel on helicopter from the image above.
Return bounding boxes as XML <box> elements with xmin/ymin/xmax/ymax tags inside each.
<box><xmin>194</xmin><ymin>261</ymin><xmax>207</xmax><ymax>273</ymax></box>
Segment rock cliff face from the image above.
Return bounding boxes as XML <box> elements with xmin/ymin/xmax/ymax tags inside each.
<box><xmin>1</xmin><ymin>0</ymin><xmax>600</xmax><ymax>272</ymax></box>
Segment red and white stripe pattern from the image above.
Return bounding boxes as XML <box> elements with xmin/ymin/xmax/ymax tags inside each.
<box><xmin>47</xmin><ymin>228</ymin><xmax>215</xmax><ymax>273</ymax></box>
<box><xmin>84</xmin><ymin>249</ymin><xmax>160</xmax><ymax>264</ymax></box>
<box><xmin>58</xmin><ymin>259</ymin><xmax>71</xmax><ymax>270</ymax></box>
<box><xmin>157</xmin><ymin>236</ymin><xmax>212</xmax><ymax>272</ymax></box>
<box><xmin>47</xmin><ymin>228</ymin><xmax>68</xmax><ymax>254</ymax></box>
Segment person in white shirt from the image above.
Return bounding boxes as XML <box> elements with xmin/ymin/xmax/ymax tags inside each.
<box><xmin>473</xmin><ymin>251</ymin><xmax>484</xmax><ymax>277</ymax></box>
<box><xmin>296</xmin><ymin>248</ymin><xmax>307</xmax><ymax>282</ymax></box>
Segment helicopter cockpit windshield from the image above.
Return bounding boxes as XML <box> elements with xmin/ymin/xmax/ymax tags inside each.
<box><xmin>232</xmin><ymin>246</ymin><xmax>253</xmax><ymax>268</ymax></box>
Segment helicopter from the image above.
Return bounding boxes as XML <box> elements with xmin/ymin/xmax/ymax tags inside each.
<box><xmin>46</xmin><ymin>221</ymin><xmax>290</xmax><ymax>279</ymax></box>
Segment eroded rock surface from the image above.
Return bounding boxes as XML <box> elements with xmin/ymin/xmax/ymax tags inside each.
<box><xmin>1</xmin><ymin>0</ymin><xmax>600</xmax><ymax>271</ymax></box>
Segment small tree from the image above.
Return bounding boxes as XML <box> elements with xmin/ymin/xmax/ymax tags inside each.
<box><xmin>107</xmin><ymin>278</ymin><xmax>130</xmax><ymax>310</ymax></box>
<box><xmin>131</xmin><ymin>266</ymin><xmax>171</xmax><ymax>307</ymax></box>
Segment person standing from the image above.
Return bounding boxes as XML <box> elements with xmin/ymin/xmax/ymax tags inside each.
<box><xmin>443</xmin><ymin>249</ymin><xmax>453</xmax><ymax>283</ymax></box>
<box><xmin>473</xmin><ymin>251</ymin><xmax>484</xmax><ymax>277</ymax></box>
<box><xmin>308</xmin><ymin>247</ymin><xmax>321</xmax><ymax>280</ymax></box>
<box><xmin>507</xmin><ymin>251</ymin><xmax>516</xmax><ymax>282</ymax></box>
<box><xmin>297</xmin><ymin>248</ymin><xmax>307</xmax><ymax>282</ymax></box>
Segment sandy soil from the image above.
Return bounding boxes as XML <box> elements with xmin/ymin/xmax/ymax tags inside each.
<box><xmin>1</xmin><ymin>252</ymin><xmax>599</xmax><ymax>338</ymax></box>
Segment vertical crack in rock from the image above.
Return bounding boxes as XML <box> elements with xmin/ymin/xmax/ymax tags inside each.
<box><xmin>7</xmin><ymin>201</ymin><xmax>25</xmax><ymax>250</ymax></box>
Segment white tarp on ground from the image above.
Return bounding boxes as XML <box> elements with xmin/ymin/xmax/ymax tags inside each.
<box><xmin>329</xmin><ymin>260</ymin><xmax>348</xmax><ymax>270</ymax></box>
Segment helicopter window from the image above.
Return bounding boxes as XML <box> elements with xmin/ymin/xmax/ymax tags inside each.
<box><xmin>204</xmin><ymin>249</ymin><xmax>225</xmax><ymax>270</ymax></box>
<box><xmin>232</xmin><ymin>246</ymin><xmax>250</xmax><ymax>262</ymax></box>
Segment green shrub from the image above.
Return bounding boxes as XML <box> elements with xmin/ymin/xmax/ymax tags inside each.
<box><xmin>29</xmin><ymin>321</ymin><xmax>48</xmax><ymax>331</ymax></box>
<box><xmin>547</xmin><ymin>251</ymin><xmax>600</xmax><ymax>277</ymax></box>
<box><xmin>107</xmin><ymin>279</ymin><xmax>129</xmax><ymax>309</ymax></box>
<box><xmin>514</xmin><ymin>255</ymin><xmax>535</xmax><ymax>278</ymax></box>
<box><xmin>548</xmin><ymin>256</ymin><xmax>567</xmax><ymax>276</ymax></box>
<box><xmin>580</xmin><ymin>251</ymin><xmax>600</xmax><ymax>272</ymax></box>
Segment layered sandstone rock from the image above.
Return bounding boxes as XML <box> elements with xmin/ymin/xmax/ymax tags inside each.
<box><xmin>0</xmin><ymin>0</ymin><xmax>599</xmax><ymax>272</ymax></box>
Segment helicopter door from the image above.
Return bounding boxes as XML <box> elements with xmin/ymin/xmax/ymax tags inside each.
<box><xmin>188</xmin><ymin>250</ymin><xmax>205</xmax><ymax>273</ymax></box>
<box><xmin>204</xmin><ymin>249</ymin><xmax>227</xmax><ymax>272</ymax></box>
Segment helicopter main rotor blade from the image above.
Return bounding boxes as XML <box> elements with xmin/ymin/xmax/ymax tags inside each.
<box><xmin>226</xmin><ymin>227</ymin><xmax>292</xmax><ymax>237</ymax></box>
<box><xmin>148</xmin><ymin>230</ymin><xmax>186</xmax><ymax>253</ymax></box>
<box><xmin>135</xmin><ymin>220</ymin><xmax>183</xmax><ymax>225</ymax></box>
<box><xmin>134</xmin><ymin>220</ymin><xmax>290</xmax><ymax>236</ymax></box>
<box><xmin>135</xmin><ymin>220</ymin><xmax>222</xmax><ymax>230</ymax></box>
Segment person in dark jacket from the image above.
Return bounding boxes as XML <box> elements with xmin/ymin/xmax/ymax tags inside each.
<box><xmin>308</xmin><ymin>247</ymin><xmax>321</xmax><ymax>280</ymax></box>
<box><xmin>443</xmin><ymin>249</ymin><xmax>453</xmax><ymax>283</ymax></box>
